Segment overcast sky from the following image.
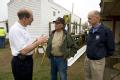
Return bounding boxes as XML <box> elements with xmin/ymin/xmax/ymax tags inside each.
<box><xmin>0</xmin><ymin>0</ymin><xmax>100</xmax><ymax>22</ymax></box>
<box><xmin>54</xmin><ymin>0</ymin><xmax>101</xmax><ymax>22</ymax></box>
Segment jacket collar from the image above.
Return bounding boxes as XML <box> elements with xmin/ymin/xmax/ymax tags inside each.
<box><xmin>89</xmin><ymin>24</ymin><xmax>104</xmax><ymax>34</ymax></box>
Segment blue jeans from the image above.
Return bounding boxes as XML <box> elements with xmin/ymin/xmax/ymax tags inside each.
<box><xmin>50</xmin><ymin>56</ymin><xmax>67</xmax><ymax>80</ymax></box>
<box><xmin>0</xmin><ymin>37</ymin><xmax>5</xmax><ymax>48</ymax></box>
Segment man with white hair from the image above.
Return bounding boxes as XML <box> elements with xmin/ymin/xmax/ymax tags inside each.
<box><xmin>84</xmin><ymin>10</ymin><xmax>115</xmax><ymax>80</ymax></box>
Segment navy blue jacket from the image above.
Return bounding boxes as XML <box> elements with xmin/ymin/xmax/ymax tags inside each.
<box><xmin>86</xmin><ymin>24</ymin><xmax>115</xmax><ymax>60</ymax></box>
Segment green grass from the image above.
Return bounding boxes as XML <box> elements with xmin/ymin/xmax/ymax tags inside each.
<box><xmin>0</xmin><ymin>44</ymin><xmax>85</xmax><ymax>80</ymax></box>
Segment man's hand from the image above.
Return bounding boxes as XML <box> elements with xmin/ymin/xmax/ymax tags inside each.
<box><xmin>20</xmin><ymin>35</ymin><xmax>48</xmax><ymax>55</ymax></box>
<box><xmin>36</xmin><ymin>35</ymin><xmax>48</xmax><ymax>45</ymax></box>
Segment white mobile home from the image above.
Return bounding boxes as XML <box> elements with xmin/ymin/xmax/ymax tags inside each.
<box><xmin>8</xmin><ymin>0</ymin><xmax>81</xmax><ymax>39</ymax></box>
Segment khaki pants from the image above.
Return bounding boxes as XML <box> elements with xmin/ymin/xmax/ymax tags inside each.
<box><xmin>84</xmin><ymin>56</ymin><xmax>105</xmax><ymax>80</ymax></box>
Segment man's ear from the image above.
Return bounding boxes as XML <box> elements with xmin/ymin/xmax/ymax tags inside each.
<box><xmin>22</xmin><ymin>17</ymin><xmax>26</xmax><ymax>21</ymax></box>
<box><xmin>24</xmin><ymin>17</ymin><xmax>29</xmax><ymax>23</ymax></box>
<box><xmin>24</xmin><ymin>17</ymin><xmax>28</xmax><ymax>20</ymax></box>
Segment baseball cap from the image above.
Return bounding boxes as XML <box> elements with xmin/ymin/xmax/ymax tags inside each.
<box><xmin>53</xmin><ymin>17</ymin><xmax>65</xmax><ymax>25</ymax></box>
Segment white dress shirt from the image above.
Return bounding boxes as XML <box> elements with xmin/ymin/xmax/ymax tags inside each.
<box><xmin>9</xmin><ymin>22</ymin><xmax>33</xmax><ymax>56</ymax></box>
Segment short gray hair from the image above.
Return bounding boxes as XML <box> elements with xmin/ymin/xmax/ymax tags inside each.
<box><xmin>93</xmin><ymin>10</ymin><xmax>101</xmax><ymax>17</ymax></box>
<box><xmin>89</xmin><ymin>10</ymin><xmax>101</xmax><ymax>17</ymax></box>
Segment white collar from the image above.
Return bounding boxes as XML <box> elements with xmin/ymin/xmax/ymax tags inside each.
<box><xmin>16</xmin><ymin>21</ymin><xmax>26</xmax><ymax>30</ymax></box>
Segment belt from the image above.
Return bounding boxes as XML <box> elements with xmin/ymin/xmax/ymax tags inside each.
<box><xmin>14</xmin><ymin>54</ymin><xmax>32</xmax><ymax>60</ymax></box>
